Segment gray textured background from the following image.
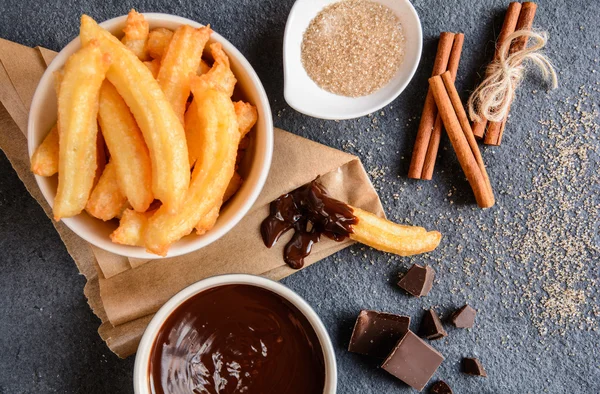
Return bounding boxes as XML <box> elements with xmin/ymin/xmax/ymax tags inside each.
<box><xmin>1</xmin><ymin>0</ymin><xmax>599</xmax><ymax>393</ymax></box>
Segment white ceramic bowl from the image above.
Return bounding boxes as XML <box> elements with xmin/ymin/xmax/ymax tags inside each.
<box><xmin>133</xmin><ymin>274</ymin><xmax>337</xmax><ymax>393</ymax></box>
<box><xmin>28</xmin><ymin>13</ymin><xmax>273</xmax><ymax>259</ymax></box>
<box><xmin>283</xmin><ymin>0</ymin><xmax>422</xmax><ymax>120</ymax></box>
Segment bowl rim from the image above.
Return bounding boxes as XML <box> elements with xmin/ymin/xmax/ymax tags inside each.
<box><xmin>282</xmin><ymin>0</ymin><xmax>423</xmax><ymax>120</ymax></box>
<box><xmin>133</xmin><ymin>273</ymin><xmax>338</xmax><ymax>394</ymax></box>
<box><xmin>27</xmin><ymin>13</ymin><xmax>274</xmax><ymax>259</ymax></box>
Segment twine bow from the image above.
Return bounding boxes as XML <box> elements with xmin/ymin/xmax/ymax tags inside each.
<box><xmin>468</xmin><ymin>30</ymin><xmax>558</xmax><ymax>123</ymax></box>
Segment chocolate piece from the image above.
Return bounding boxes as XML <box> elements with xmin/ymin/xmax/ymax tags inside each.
<box><xmin>419</xmin><ymin>308</ymin><xmax>447</xmax><ymax>340</ymax></box>
<box><xmin>348</xmin><ymin>310</ymin><xmax>410</xmax><ymax>358</ymax></box>
<box><xmin>451</xmin><ymin>304</ymin><xmax>476</xmax><ymax>328</ymax></box>
<box><xmin>429</xmin><ymin>380</ymin><xmax>453</xmax><ymax>394</ymax></box>
<box><xmin>381</xmin><ymin>331</ymin><xmax>445</xmax><ymax>391</ymax></box>
<box><xmin>149</xmin><ymin>284</ymin><xmax>326</xmax><ymax>393</ymax></box>
<box><xmin>398</xmin><ymin>264</ymin><xmax>435</xmax><ymax>297</ymax></box>
<box><xmin>261</xmin><ymin>179</ymin><xmax>358</xmax><ymax>269</ymax></box>
<box><xmin>462</xmin><ymin>357</ymin><xmax>487</xmax><ymax>377</ymax></box>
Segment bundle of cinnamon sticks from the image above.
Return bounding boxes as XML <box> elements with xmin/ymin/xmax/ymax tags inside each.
<box><xmin>473</xmin><ymin>2</ymin><xmax>538</xmax><ymax>145</ymax></box>
<box><xmin>408</xmin><ymin>31</ymin><xmax>493</xmax><ymax>208</ymax></box>
<box><xmin>409</xmin><ymin>46</ymin><xmax>494</xmax><ymax>208</ymax></box>
<box><xmin>407</xmin><ymin>2</ymin><xmax>540</xmax><ymax>208</ymax></box>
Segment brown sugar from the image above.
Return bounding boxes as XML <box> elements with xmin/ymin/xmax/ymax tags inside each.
<box><xmin>301</xmin><ymin>0</ymin><xmax>405</xmax><ymax>97</ymax></box>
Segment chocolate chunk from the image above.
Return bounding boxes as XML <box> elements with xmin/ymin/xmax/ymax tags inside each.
<box><xmin>429</xmin><ymin>380</ymin><xmax>453</xmax><ymax>394</ymax></box>
<box><xmin>397</xmin><ymin>264</ymin><xmax>435</xmax><ymax>297</ymax></box>
<box><xmin>462</xmin><ymin>357</ymin><xmax>487</xmax><ymax>377</ymax></box>
<box><xmin>419</xmin><ymin>308</ymin><xmax>447</xmax><ymax>340</ymax></box>
<box><xmin>381</xmin><ymin>331</ymin><xmax>444</xmax><ymax>391</ymax></box>
<box><xmin>451</xmin><ymin>304</ymin><xmax>476</xmax><ymax>328</ymax></box>
<box><xmin>348</xmin><ymin>310</ymin><xmax>410</xmax><ymax>358</ymax></box>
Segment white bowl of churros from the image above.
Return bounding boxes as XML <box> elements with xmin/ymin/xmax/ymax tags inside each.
<box><xmin>28</xmin><ymin>12</ymin><xmax>273</xmax><ymax>259</ymax></box>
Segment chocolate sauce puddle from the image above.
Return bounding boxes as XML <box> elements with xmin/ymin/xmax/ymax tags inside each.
<box><xmin>261</xmin><ymin>179</ymin><xmax>358</xmax><ymax>268</ymax></box>
<box><xmin>149</xmin><ymin>284</ymin><xmax>325</xmax><ymax>394</ymax></box>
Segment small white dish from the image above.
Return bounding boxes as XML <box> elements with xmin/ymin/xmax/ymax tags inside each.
<box><xmin>283</xmin><ymin>0</ymin><xmax>423</xmax><ymax>120</ymax></box>
<box><xmin>133</xmin><ymin>274</ymin><xmax>337</xmax><ymax>394</ymax></box>
<box><xmin>27</xmin><ymin>13</ymin><xmax>273</xmax><ymax>259</ymax></box>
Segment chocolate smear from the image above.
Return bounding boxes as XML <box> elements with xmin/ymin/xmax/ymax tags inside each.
<box><xmin>429</xmin><ymin>380</ymin><xmax>453</xmax><ymax>394</ymax></box>
<box><xmin>419</xmin><ymin>308</ymin><xmax>448</xmax><ymax>340</ymax></box>
<box><xmin>381</xmin><ymin>331</ymin><xmax>444</xmax><ymax>391</ymax></box>
<box><xmin>398</xmin><ymin>264</ymin><xmax>435</xmax><ymax>297</ymax></box>
<box><xmin>462</xmin><ymin>357</ymin><xmax>487</xmax><ymax>377</ymax></box>
<box><xmin>348</xmin><ymin>310</ymin><xmax>410</xmax><ymax>358</ymax></box>
<box><xmin>451</xmin><ymin>304</ymin><xmax>476</xmax><ymax>328</ymax></box>
<box><xmin>261</xmin><ymin>179</ymin><xmax>358</xmax><ymax>269</ymax></box>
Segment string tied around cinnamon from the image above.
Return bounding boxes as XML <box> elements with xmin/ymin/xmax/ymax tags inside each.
<box><xmin>468</xmin><ymin>29</ymin><xmax>558</xmax><ymax>123</ymax></box>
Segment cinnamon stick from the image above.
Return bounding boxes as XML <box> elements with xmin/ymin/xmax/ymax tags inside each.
<box><xmin>429</xmin><ymin>72</ymin><xmax>495</xmax><ymax>208</ymax></box>
<box><xmin>420</xmin><ymin>116</ymin><xmax>443</xmax><ymax>180</ymax></box>
<box><xmin>441</xmin><ymin>72</ymin><xmax>493</xmax><ymax>202</ymax></box>
<box><xmin>472</xmin><ymin>2</ymin><xmax>522</xmax><ymax>139</ymax></box>
<box><xmin>408</xmin><ymin>32</ymin><xmax>456</xmax><ymax>179</ymax></box>
<box><xmin>485</xmin><ymin>2</ymin><xmax>537</xmax><ymax>145</ymax></box>
<box><xmin>509</xmin><ymin>2</ymin><xmax>538</xmax><ymax>55</ymax></box>
<box><xmin>421</xmin><ymin>33</ymin><xmax>465</xmax><ymax>180</ymax></box>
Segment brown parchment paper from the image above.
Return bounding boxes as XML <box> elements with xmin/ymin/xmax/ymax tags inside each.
<box><xmin>0</xmin><ymin>39</ymin><xmax>384</xmax><ymax>358</ymax></box>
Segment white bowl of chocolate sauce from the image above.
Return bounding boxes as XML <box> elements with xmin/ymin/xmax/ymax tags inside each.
<box><xmin>134</xmin><ymin>274</ymin><xmax>337</xmax><ymax>394</ymax></box>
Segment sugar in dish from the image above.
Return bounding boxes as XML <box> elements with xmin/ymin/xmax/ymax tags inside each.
<box><xmin>283</xmin><ymin>0</ymin><xmax>422</xmax><ymax>119</ymax></box>
<box><xmin>301</xmin><ymin>0</ymin><xmax>406</xmax><ymax>97</ymax></box>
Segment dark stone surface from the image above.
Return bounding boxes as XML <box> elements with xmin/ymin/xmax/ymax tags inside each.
<box><xmin>1</xmin><ymin>0</ymin><xmax>599</xmax><ymax>393</ymax></box>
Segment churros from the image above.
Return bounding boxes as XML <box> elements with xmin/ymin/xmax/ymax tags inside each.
<box><xmin>142</xmin><ymin>76</ymin><xmax>240</xmax><ymax>255</ymax></box>
<box><xmin>184</xmin><ymin>42</ymin><xmax>242</xmax><ymax>167</ymax></box>
<box><xmin>201</xmin><ymin>43</ymin><xmax>237</xmax><ymax>97</ymax></box>
<box><xmin>110</xmin><ymin>209</ymin><xmax>154</xmax><ymax>246</ymax></box>
<box><xmin>86</xmin><ymin>161</ymin><xmax>129</xmax><ymax>221</ymax></box>
<box><xmin>350</xmin><ymin>208</ymin><xmax>441</xmax><ymax>256</ymax></box>
<box><xmin>121</xmin><ymin>9</ymin><xmax>149</xmax><ymax>61</ymax></box>
<box><xmin>54</xmin><ymin>40</ymin><xmax>109</xmax><ymax>220</ymax></box>
<box><xmin>80</xmin><ymin>14</ymin><xmax>190</xmax><ymax>214</ymax></box>
<box><xmin>194</xmin><ymin>207</ymin><xmax>220</xmax><ymax>236</ymax></box>
<box><xmin>31</xmin><ymin>124</ymin><xmax>59</xmax><ymax>176</ymax></box>
<box><xmin>146</xmin><ymin>27</ymin><xmax>173</xmax><ymax>59</ymax></box>
<box><xmin>234</xmin><ymin>101</ymin><xmax>258</xmax><ymax>138</ymax></box>
<box><xmin>187</xmin><ymin>46</ymin><xmax>237</xmax><ymax>167</ymax></box>
<box><xmin>143</xmin><ymin>58</ymin><xmax>160</xmax><ymax>78</ymax></box>
<box><xmin>157</xmin><ymin>24</ymin><xmax>211</xmax><ymax>123</ymax></box>
<box><xmin>194</xmin><ymin>171</ymin><xmax>243</xmax><ymax>235</ymax></box>
<box><xmin>223</xmin><ymin>171</ymin><xmax>243</xmax><ymax>203</ymax></box>
<box><xmin>187</xmin><ymin>100</ymin><xmax>256</xmax><ymax>167</ymax></box>
<box><xmin>98</xmin><ymin>81</ymin><xmax>153</xmax><ymax>212</ymax></box>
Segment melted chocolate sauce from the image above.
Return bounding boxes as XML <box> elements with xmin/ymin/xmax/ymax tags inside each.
<box><xmin>261</xmin><ymin>180</ymin><xmax>358</xmax><ymax>268</ymax></box>
<box><xmin>148</xmin><ymin>284</ymin><xmax>325</xmax><ymax>394</ymax></box>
